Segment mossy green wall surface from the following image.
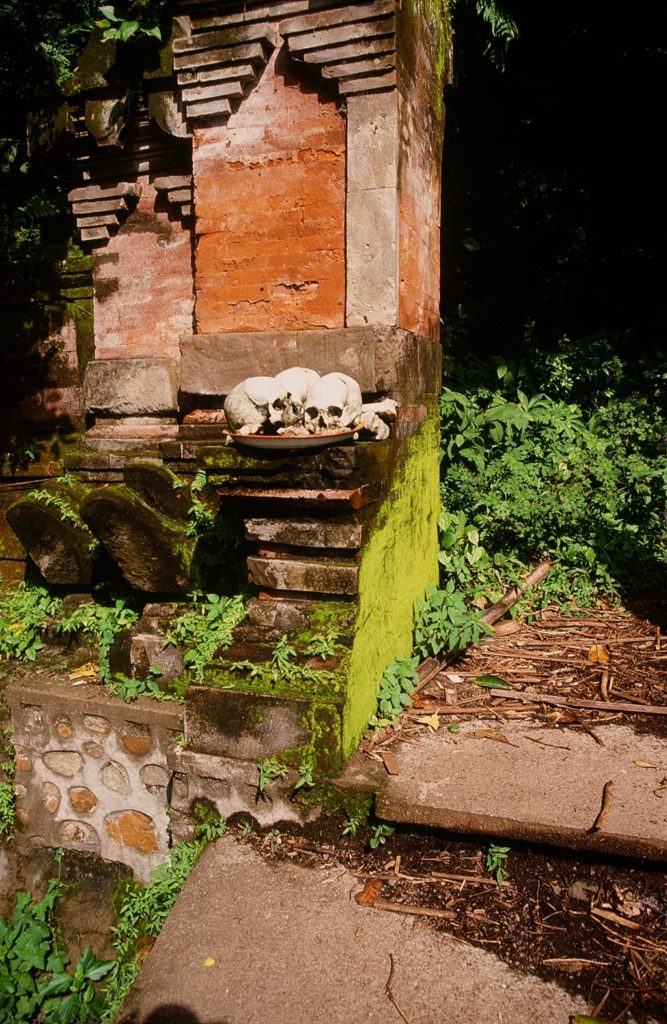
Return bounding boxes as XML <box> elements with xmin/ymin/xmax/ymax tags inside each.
<box><xmin>343</xmin><ymin>405</ymin><xmax>440</xmax><ymax>756</ymax></box>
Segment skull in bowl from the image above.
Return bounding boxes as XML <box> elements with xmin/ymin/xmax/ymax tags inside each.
<box><xmin>303</xmin><ymin>372</ymin><xmax>363</xmax><ymax>433</ymax></box>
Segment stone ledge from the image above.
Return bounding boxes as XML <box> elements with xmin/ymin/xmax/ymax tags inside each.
<box><xmin>179</xmin><ymin>327</ymin><xmax>439</xmax><ymax>398</ymax></box>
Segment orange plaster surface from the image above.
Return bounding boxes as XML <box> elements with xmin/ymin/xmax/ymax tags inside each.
<box><xmin>193</xmin><ymin>54</ymin><xmax>346</xmax><ymax>333</ymax></box>
<box><xmin>93</xmin><ymin>185</ymin><xmax>194</xmax><ymax>359</ymax></box>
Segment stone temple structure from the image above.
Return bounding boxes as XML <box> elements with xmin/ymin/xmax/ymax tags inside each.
<box><xmin>0</xmin><ymin>0</ymin><xmax>450</xmax><ymax>877</ymax></box>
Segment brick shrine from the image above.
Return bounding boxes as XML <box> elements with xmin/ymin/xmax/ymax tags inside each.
<box><xmin>0</xmin><ymin>0</ymin><xmax>450</xmax><ymax>874</ymax></box>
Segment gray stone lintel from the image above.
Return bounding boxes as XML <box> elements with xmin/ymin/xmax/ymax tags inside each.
<box><xmin>179</xmin><ymin>326</ymin><xmax>438</xmax><ymax>399</ymax></box>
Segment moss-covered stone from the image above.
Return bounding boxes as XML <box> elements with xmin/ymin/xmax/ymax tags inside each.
<box><xmin>342</xmin><ymin>405</ymin><xmax>440</xmax><ymax>757</ymax></box>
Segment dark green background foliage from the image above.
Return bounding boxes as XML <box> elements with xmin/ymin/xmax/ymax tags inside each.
<box><xmin>439</xmin><ymin>1</ymin><xmax>666</xmax><ymax>606</ymax></box>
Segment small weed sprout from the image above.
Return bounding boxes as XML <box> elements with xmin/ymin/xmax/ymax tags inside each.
<box><xmin>257</xmin><ymin>756</ymin><xmax>288</xmax><ymax>799</ymax></box>
<box><xmin>304</xmin><ymin>628</ymin><xmax>340</xmax><ymax>660</ymax></box>
<box><xmin>293</xmin><ymin>762</ymin><xmax>315</xmax><ymax>793</ymax></box>
<box><xmin>193</xmin><ymin>804</ymin><xmax>227</xmax><ymax>843</ymax></box>
<box><xmin>369</xmin><ymin>823</ymin><xmax>394</xmax><ymax>850</ymax></box>
<box><xmin>341</xmin><ymin>813</ymin><xmax>364</xmax><ymax>839</ymax></box>
<box><xmin>164</xmin><ymin>593</ymin><xmax>247</xmax><ymax>682</ymax></box>
<box><xmin>485</xmin><ymin>843</ymin><xmax>510</xmax><ymax>887</ymax></box>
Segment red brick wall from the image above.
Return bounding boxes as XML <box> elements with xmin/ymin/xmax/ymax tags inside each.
<box><xmin>93</xmin><ymin>184</ymin><xmax>194</xmax><ymax>359</ymax></box>
<box><xmin>193</xmin><ymin>53</ymin><xmax>346</xmax><ymax>333</ymax></box>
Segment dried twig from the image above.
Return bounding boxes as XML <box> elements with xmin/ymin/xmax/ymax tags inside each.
<box><xmin>385</xmin><ymin>954</ymin><xmax>413</xmax><ymax>1024</ymax></box>
<box><xmin>374</xmin><ymin>899</ymin><xmax>456</xmax><ymax>920</ymax></box>
<box><xmin>490</xmin><ymin>689</ymin><xmax>667</xmax><ymax>716</ymax></box>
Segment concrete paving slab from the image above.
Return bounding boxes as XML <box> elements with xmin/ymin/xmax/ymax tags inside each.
<box><xmin>119</xmin><ymin>836</ymin><xmax>588</xmax><ymax>1024</ymax></box>
<box><xmin>374</xmin><ymin>721</ymin><xmax>667</xmax><ymax>861</ymax></box>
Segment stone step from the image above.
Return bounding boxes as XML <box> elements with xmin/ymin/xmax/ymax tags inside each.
<box><xmin>364</xmin><ymin>719</ymin><xmax>667</xmax><ymax>862</ymax></box>
<box><xmin>117</xmin><ymin>837</ymin><xmax>588</xmax><ymax>1024</ymax></box>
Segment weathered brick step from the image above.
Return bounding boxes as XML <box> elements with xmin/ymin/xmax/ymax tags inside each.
<box><xmin>365</xmin><ymin>720</ymin><xmax>667</xmax><ymax>862</ymax></box>
<box><xmin>248</xmin><ymin>555</ymin><xmax>359</xmax><ymax>594</ymax></box>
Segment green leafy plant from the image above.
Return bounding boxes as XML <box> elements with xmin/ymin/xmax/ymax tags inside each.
<box><xmin>368</xmin><ymin>823</ymin><xmax>394</xmax><ymax>850</ymax></box>
<box><xmin>257</xmin><ymin>756</ymin><xmax>288</xmax><ymax>799</ymax></box>
<box><xmin>164</xmin><ymin>593</ymin><xmax>247</xmax><ymax>682</ymax></box>
<box><xmin>0</xmin><ymin>583</ymin><xmax>62</xmax><ymax>662</ymax></box>
<box><xmin>57</xmin><ymin>598</ymin><xmax>138</xmax><ymax>681</ymax></box>
<box><xmin>0</xmin><ymin>782</ymin><xmax>16</xmax><ymax>840</ymax></box>
<box><xmin>439</xmin><ymin>378</ymin><xmax>667</xmax><ymax>601</ymax></box>
<box><xmin>370</xmin><ymin>657</ymin><xmax>420</xmax><ymax>729</ymax></box>
<box><xmin>485</xmin><ymin>843</ymin><xmax>510</xmax><ymax>887</ymax></box>
<box><xmin>414</xmin><ymin>584</ymin><xmax>494</xmax><ymax>659</ymax></box>
<box><xmin>93</xmin><ymin>1</ymin><xmax>164</xmax><ymax>42</ymax></box>
<box><xmin>0</xmin><ymin>879</ymin><xmax>115</xmax><ymax>1024</ymax></box>
<box><xmin>105</xmin><ymin>666</ymin><xmax>179</xmax><ymax>704</ymax></box>
<box><xmin>229</xmin><ymin>633</ymin><xmax>336</xmax><ymax>692</ymax></box>
<box><xmin>25</xmin><ymin>489</ymin><xmax>80</xmax><ymax>527</ymax></box>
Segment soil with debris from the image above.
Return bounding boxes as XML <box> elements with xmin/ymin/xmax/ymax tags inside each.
<box><xmin>373</xmin><ymin>605</ymin><xmax>667</xmax><ymax>753</ymax></box>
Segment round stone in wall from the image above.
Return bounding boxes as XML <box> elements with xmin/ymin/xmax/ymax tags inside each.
<box><xmin>58</xmin><ymin>820</ymin><xmax>100</xmax><ymax>850</ymax></box>
<box><xmin>121</xmin><ymin>733</ymin><xmax>151</xmax><ymax>757</ymax></box>
<box><xmin>104</xmin><ymin>810</ymin><xmax>159</xmax><ymax>854</ymax></box>
<box><xmin>55</xmin><ymin>717</ymin><xmax>73</xmax><ymax>740</ymax></box>
<box><xmin>140</xmin><ymin>763</ymin><xmax>170</xmax><ymax>793</ymax></box>
<box><xmin>43</xmin><ymin>750</ymin><xmax>83</xmax><ymax>778</ymax></box>
<box><xmin>83</xmin><ymin>715</ymin><xmax>112</xmax><ymax>735</ymax></box>
<box><xmin>100</xmin><ymin>760</ymin><xmax>130</xmax><ymax>795</ymax></box>
<box><xmin>83</xmin><ymin>741</ymin><xmax>104</xmax><ymax>759</ymax></box>
<box><xmin>43</xmin><ymin>782</ymin><xmax>61</xmax><ymax>814</ymax></box>
<box><xmin>69</xmin><ymin>786</ymin><xmax>98</xmax><ymax>814</ymax></box>
<box><xmin>13</xmin><ymin>783</ymin><xmax>27</xmax><ymax>800</ymax></box>
<box><xmin>14</xmin><ymin>745</ymin><xmax>32</xmax><ymax>773</ymax></box>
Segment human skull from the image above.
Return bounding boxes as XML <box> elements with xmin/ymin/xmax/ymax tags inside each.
<box><xmin>269</xmin><ymin>367</ymin><xmax>321</xmax><ymax>429</ymax></box>
<box><xmin>304</xmin><ymin>372</ymin><xmax>363</xmax><ymax>433</ymax></box>
<box><xmin>224</xmin><ymin>376</ymin><xmax>287</xmax><ymax>435</ymax></box>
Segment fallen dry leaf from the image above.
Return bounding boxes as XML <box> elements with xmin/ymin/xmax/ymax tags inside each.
<box><xmin>202</xmin><ymin>957</ymin><xmax>216</xmax><ymax>967</ymax></box>
<box><xmin>445</xmin><ymin>673</ymin><xmax>463</xmax><ymax>683</ymax></box>
<box><xmin>493</xmin><ymin>620</ymin><xmax>523</xmax><ymax>637</ymax></box>
<box><xmin>414</xmin><ymin>713</ymin><xmax>440</xmax><ymax>730</ymax></box>
<box><xmin>471</xmin><ymin>729</ymin><xmax>512</xmax><ymax>745</ymax></box>
<box><xmin>473</xmin><ymin>674</ymin><xmax>510</xmax><ymax>690</ymax></box>
<box><xmin>633</xmin><ymin>759</ymin><xmax>660</xmax><ymax>769</ymax></box>
<box><xmin>68</xmin><ymin>662</ymin><xmax>99</xmax><ymax>680</ymax></box>
<box><xmin>653</xmin><ymin>777</ymin><xmax>667</xmax><ymax>796</ymax></box>
<box><xmin>355</xmin><ymin>879</ymin><xmax>382</xmax><ymax>908</ymax></box>
<box><xmin>587</xmin><ymin>644</ymin><xmax>609</xmax><ymax>664</ymax></box>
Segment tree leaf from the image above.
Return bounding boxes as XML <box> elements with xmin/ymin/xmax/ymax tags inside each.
<box><xmin>473</xmin><ymin>674</ymin><xmax>510</xmax><ymax>689</ymax></box>
<box><xmin>587</xmin><ymin>644</ymin><xmax>609</xmax><ymax>664</ymax></box>
<box><xmin>414</xmin><ymin>713</ymin><xmax>440</xmax><ymax>730</ymax></box>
